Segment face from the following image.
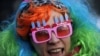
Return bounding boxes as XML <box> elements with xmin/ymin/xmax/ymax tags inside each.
<box><xmin>31</xmin><ymin>10</ymin><xmax>72</xmax><ymax>56</ymax></box>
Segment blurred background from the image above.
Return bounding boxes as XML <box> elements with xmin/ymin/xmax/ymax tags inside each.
<box><xmin>0</xmin><ymin>0</ymin><xmax>22</xmax><ymax>31</ymax></box>
<box><xmin>0</xmin><ymin>0</ymin><xmax>22</xmax><ymax>22</ymax></box>
<box><xmin>0</xmin><ymin>0</ymin><xmax>100</xmax><ymax>31</ymax></box>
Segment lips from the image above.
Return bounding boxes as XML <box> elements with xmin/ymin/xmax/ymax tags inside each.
<box><xmin>47</xmin><ymin>48</ymin><xmax>64</xmax><ymax>56</ymax></box>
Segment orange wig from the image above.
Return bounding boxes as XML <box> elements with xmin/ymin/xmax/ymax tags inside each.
<box><xmin>16</xmin><ymin>2</ymin><xmax>67</xmax><ymax>39</ymax></box>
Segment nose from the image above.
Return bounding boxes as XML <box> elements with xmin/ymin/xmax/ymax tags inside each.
<box><xmin>47</xmin><ymin>32</ymin><xmax>60</xmax><ymax>45</ymax></box>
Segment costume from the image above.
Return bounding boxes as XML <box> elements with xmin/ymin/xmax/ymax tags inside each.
<box><xmin>0</xmin><ymin>0</ymin><xmax>100</xmax><ymax>56</ymax></box>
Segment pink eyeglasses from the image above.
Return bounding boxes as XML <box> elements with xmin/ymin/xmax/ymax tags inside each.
<box><xmin>32</xmin><ymin>21</ymin><xmax>72</xmax><ymax>43</ymax></box>
<box><xmin>31</xmin><ymin>20</ymin><xmax>72</xmax><ymax>43</ymax></box>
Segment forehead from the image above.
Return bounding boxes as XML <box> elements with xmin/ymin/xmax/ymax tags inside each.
<box><xmin>33</xmin><ymin>10</ymin><xmax>69</xmax><ymax>28</ymax></box>
<box><xmin>46</xmin><ymin>10</ymin><xmax>63</xmax><ymax>26</ymax></box>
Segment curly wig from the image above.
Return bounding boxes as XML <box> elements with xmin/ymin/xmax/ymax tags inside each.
<box><xmin>0</xmin><ymin>0</ymin><xmax>100</xmax><ymax>56</ymax></box>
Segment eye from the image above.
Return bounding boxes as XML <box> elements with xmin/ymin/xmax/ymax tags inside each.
<box><xmin>57</xmin><ymin>26</ymin><xmax>69</xmax><ymax>31</ymax></box>
<box><xmin>36</xmin><ymin>30</ymin><xmax>48</xmax><ymax>36</ymax></box>
<box><xmin>35</xmin><ymin>30</ymin><xmax>49</xmax><ymax>41</ymax></box>
<box><xmin>57</xmin><ymin>25</ymin><xmax>70</xmax><ymax>37</ymax></box>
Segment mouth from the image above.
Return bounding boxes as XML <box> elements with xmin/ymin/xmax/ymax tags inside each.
<box><xmin>47</xmin><ymin>48</ymin><xmax>64</xmax><ymax>56</ymax></box>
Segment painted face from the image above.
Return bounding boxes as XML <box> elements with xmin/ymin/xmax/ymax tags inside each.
<box><xmin>31</xmin><ymin>10</ymin><xmax>72</xmax><ymax>56</ymax></box>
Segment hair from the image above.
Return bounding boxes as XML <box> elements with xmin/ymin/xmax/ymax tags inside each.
<box><xmin>0</xmin><ymin>0</ymin><xmax>100</xmax><ymax>56</ymax></box>
<box><xmin>16</xmin><ymin>2</ymin><xmax>67</xmax><ymax>39</ymax></box>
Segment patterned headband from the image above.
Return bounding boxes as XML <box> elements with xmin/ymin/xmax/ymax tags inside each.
<box><xmin>24</xmin><ymin>0</ymin><xmax>66</xmax><ymax>9</ymax></box>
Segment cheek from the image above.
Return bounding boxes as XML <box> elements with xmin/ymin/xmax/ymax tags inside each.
<box><xmin>61</xmin><ymin>37</ymin><xmax>71</xmax><ymax>53</ymax></box>
<box><xmin>32</xmin><ymin>42</ymin><xmax>47</xmax><ymax>55</ymax></box>
<box><xmin>30</xmin><ymin>37</ymin><xmax>48</xmax><ymax>56</ymax></box>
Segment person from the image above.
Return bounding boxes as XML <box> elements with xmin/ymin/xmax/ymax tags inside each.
<box><xmin>0</xmin><ymin>0</ymin><xmax>100</xmax><ymax>56</ymax></box>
